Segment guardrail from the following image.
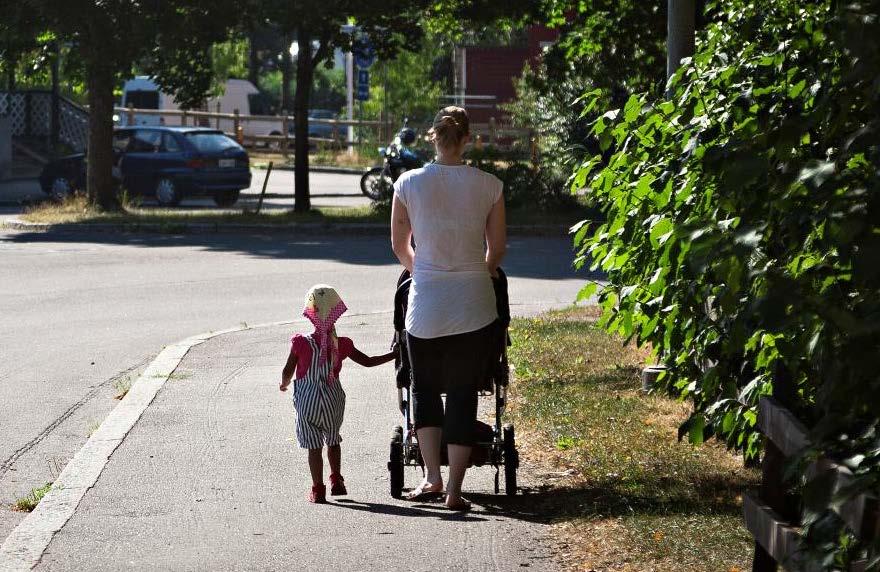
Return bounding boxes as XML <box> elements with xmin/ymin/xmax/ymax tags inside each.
<box><xmin>744</xmin><ymin>397</ymin><xmax>879</xmax><ymax>571</ymax></box>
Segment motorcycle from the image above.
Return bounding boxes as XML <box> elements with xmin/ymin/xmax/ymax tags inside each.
<box><xmin>360</xmin><ymin>123</ymin><xmax>429</xmax><ymax>201</ymax></box>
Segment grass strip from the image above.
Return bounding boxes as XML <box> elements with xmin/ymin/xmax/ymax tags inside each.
<box><xmin>20</xmin><ymin>195</ymin><xmax>588</xmax><ymax>228</ymax></box>
<box><xmin>508</xmin><ymin>307</ymin><xmax>758</xmax><ymax>572</ymax></box>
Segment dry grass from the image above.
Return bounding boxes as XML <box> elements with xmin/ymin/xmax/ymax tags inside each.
<box><xmin>249</xmin><ymin>147</ymin><xmax>375</xmax><ymax>169</ymax></box>
<box><xmin>20</xmin><ymin>194</ymin><xmax>583</xmax><ymax>229</ymax></box>
<box><xmin>508</xmin><ymin>307</ymin><xmax>758</xmax><ymax>572</ymax></box>
<box><xmin>21</xmin><ymin>195</ymin><xmax>382</xmax><ymax>226</ymax></box>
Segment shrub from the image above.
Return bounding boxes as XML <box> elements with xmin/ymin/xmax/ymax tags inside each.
<box><xmin>573</xmin><ymin>0</ymin><xmax>879</xmax><ymax>563</ymax></box>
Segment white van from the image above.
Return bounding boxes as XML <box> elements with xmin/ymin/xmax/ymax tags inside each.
<box><xmin>118</xmin><ymin>77</ymin><xmax>282</xmax><ymax>138</ymax></box>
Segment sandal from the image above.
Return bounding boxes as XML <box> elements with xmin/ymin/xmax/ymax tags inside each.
<box><xmin>405</xmin><ymin>480</ymin><xmax>443</xmax><ymax>501</ymax></box>
<box><xmin>444</xmin><ymin>495</ymin><xmax>472</xmax><ymax>512</ymax></box>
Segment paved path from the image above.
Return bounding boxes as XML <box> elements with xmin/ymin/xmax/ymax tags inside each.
<box><xmin>0</xmin><ymin>229</ymin><xmax>586</xmax><ymax>559</ymax></box>
<box><xmin>32</xmin><ymin>318</ymin><xmax>556</xmax><ymax>571</ymax></box>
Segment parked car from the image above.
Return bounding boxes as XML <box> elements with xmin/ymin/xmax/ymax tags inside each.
<box><xmin>39</xmin><ymin>126</ymin><xmax>252</xmax><ymax>207</ymax></box>
<box><xmin>273</xmin><ymin>109</ymin><xmax>341</xmax><ymax>148</ymax></box>
<box><xmin>306</xmin><ymin>109</ymin><xmax>340</xmax><ymax>141</ymax></box>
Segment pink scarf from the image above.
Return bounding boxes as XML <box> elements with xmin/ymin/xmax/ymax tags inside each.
<box><xmin>302</xmin><ymin>285</ymin><xmax>348</xmax><ymax>382</ymax></box>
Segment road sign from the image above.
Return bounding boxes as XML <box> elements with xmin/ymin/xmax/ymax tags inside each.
<box><xmin>356</xmin><ymin>69</ymin><xmax>370</xmax><ymax>101</ymax></box>
<box><xmin>353</xmin><ymin>38</ymin><xmax>376</xmax><ymax>69</ymax></box>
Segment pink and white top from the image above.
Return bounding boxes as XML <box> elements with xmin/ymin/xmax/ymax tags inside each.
<box><xmin>290</xmin><ymin>334</ymin><xmax>354</xmax><ymax>381</ymax></box>
<box><xmin>394</xmin><ymin>163</ymin><xmax>503</xmax><ymax>339</ymax></box>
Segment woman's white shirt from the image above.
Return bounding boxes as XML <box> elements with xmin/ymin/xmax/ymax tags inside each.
<box><xmin>394</xmin><ymin>163</ymin><xmax>503</xmax><ymax>339</ymax></box>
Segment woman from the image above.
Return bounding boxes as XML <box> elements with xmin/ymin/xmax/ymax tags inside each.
<box><xmin>391</xmin><ymin>106</ymin><xmax>506</xmax><ymax>511</ymax></box>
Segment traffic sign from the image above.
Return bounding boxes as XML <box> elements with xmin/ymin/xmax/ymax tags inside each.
<box><xmin>356</xmin><ymin>68</ymin><xmax>370</xmax><ymax>101</ymax></box>
<box><xmin>356</xmin><ymin>83</ymin><xmax>370</xmax><ymax>101</ymax></box>
<box><xmin>353</xmin><ymin>38</ymin><xmax>376</xmax><ymax>69</ymax></box>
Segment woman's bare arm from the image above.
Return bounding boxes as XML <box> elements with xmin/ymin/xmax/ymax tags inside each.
<box><xmin>485</xmin><ymin>196</ymin><xmax>507</xmax><ymax>277</ymax></box>
<box><xmin>348</xmin><ymin>347</ymin><xmax>395</xmax><ymax>367</ymax></box>
<box><xmin>391</xmin><ymin>195</ymin><xmax>414</xmax><ymax>272</ymax></box>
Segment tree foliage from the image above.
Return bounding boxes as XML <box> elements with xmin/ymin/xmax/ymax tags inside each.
<box><xmin>573</xmin><ymin>0</ymin><xmax>879</xmax><ymax>562</ymax></box>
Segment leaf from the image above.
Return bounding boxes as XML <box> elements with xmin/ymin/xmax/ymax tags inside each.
<box><xmin>577</xmin><ymin>282</ymin><xmax>599</xmax><ymax>302</ymax></box>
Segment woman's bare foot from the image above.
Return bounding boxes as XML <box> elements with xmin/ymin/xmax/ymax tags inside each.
<box><xmin>444</xmin><ymin>494</ymin><xmax>471</xmax><ymax>511</ymax></box>
<box><xmin>406</xmin><ymin>479</ymin><xmax>443</xmax><ymax>500</ymax></box>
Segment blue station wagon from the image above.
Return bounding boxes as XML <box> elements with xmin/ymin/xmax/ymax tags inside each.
<box><xmin>39</xmin><ymin>127</ymin><xmax>252</xmax><ymax>207</ymax></box>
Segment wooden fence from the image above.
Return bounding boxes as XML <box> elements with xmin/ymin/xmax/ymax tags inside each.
<box><xmin>111</xmin><ymin>106</ymin><xmax>533</xmax><ymax>156</ymax></box>
<box><xmin>745</xmin><ymin>397</ymin><xmax>879</xmax><ymax>571</ymax></box>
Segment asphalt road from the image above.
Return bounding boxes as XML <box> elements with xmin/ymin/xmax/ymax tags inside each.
<box><xmin>0</xmin><ymin>229</ymin><xmax>586</xmax><ymax>545</ymax></box>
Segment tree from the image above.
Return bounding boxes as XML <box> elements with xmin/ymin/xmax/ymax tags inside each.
<box><xmin>249</xmin><ymin>1</ymin><xmax>428</xmax><ymax>212</ymax></box>
<box><xmin>573</xmin><ymin>0</ymin><xmax>880</xmax><ymax>562</ymax></box>
<box><xmin>13</xmin><ymin>1</ymin><xmax>240</xmax><ymax>210</ymax></box>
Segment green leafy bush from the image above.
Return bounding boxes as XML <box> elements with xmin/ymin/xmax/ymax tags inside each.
<box><xmin>573</xmin><ymin>0</ymin><xmax>879</xmax><ymax>562</ymax></box>
<box><xmin>466</xmin><ymin>147</ymin><xmax>581</xmax><ymax>212</ymax></box>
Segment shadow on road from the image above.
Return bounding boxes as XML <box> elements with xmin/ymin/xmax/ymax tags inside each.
<box><xmin>2</xmin><ymin>230</ymin><xmax>600</xmax><ymax>281</ymax></box>
<box><xmin>332</xmin><ymin>498</ymin><xmax>488</xmax><ymax>522</ymax></box>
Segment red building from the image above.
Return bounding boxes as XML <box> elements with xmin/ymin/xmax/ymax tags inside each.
<box><xmin>453</xmin><ymin>26</ymin><xmax>560</xmax><ymax>123</ymax></box>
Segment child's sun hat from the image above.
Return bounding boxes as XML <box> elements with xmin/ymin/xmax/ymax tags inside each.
<box><xmin>302</xmin><ymin>285</ymin><xmax>347</xmax><ymax>381</ymax></box>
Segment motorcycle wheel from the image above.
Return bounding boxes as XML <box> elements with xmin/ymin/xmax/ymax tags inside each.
<box><xmin>360</xmin><ymin>167</ymin><xmax>393</xmax><ymax>201</ymax></box>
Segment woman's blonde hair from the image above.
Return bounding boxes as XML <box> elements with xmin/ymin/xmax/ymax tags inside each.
<box><xmin>428</xmin><ymin>106</ymin><xmax>469</xmax><ymax>149</ymax></box>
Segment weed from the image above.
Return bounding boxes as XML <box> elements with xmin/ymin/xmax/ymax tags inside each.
<box><xmin>113</xmin><ymin>376</ymin><xmax>132</xmax><ymax>400</ymax></box>
<box><xmin>13</xmin><ymin>483</ymin><xmax>52</xmax><ymax>512</ymax></box>
<box><xmin>86</xmin><ymin>419</ymin><xmax>101</xmax><ymax>437</ymax></box>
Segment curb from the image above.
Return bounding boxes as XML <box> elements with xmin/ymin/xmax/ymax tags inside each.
<box><xmin>0</xmin><ymin>320</ymin><xmax>292</xmax><ymax>571</ymax></box>
<box><xmin>252</xmin><ymin>164</ymin><xmax>365</xmax><ymax>175</ymax></box>
<box><xmin>1</xmin><ymin>218</ymin><xmax>572</xmax><ymax>238</ymax></box>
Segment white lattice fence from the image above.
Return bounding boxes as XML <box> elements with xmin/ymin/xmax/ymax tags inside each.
<box><xmin>59</xmin><ymin>98</ymin><xmax>88</xmax><ymax>152</ymax></box>
<box><xmin>0</xmin><ymin>93</ymin><xmax>28</xmax><ymax>135</ymax></box>
<box><xmin>0</xmin><ymin>91</ymin><xmax>89</xmax><ymax>152</ymax></box>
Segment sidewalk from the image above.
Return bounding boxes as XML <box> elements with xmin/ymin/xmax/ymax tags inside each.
<box><xmin>28</xmin><ymin>315</ymin><xmax>556</xmax><ymax>571</ymax></box>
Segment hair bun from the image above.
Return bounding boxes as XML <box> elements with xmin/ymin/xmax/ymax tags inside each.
<box><xmin>429</xmin><ymin>106</ymin><xmax>470</xmax><ymax>149</ymax></box>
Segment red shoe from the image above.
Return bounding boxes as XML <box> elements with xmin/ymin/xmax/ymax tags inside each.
<box><xmin>309</xmin><ymin>484</ymin><xmax>327</xmax><ymax>504</ymax></box>
<box><xmin>329</xmin><ymin>474</ymin><xmax>347</xmax><ymax>496</ymax></box>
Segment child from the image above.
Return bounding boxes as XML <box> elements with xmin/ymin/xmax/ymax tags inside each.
<box><xmin>280</xmin><ymin>284</ymin><xmax>394</xmax><ymax>503</ymax></box>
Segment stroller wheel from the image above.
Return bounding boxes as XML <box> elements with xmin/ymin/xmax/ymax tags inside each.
<box><xmin>503</xmin><ymin>424</ymin><xmax>519</xmax><ymax>496</ymax></box>
<box><xmin>389</xmin><ymin>426</ymin><xmax>404</xmax><ymax>498</ymax></box>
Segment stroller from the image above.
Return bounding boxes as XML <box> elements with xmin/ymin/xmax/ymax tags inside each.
<box><xmin>387</xmin><ymin>268</ymin><xmax>519</xmax><ymax>497</ymax></box>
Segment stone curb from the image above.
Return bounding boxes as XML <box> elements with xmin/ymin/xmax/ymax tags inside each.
<box><xmin>1</xmin><ymin>218</ymin><xmax>572</xmax><ymax>238</ymax></box>
<box><xmin>0</xmin><ymin>320</ymin><xmax>293</xmax><ymax>571</ymax></box>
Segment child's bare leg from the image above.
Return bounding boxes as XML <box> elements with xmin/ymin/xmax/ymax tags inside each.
<box><xmin>327</xmin><ymin>444</ymin><xmax>341</xmax><ymax>476</ymax></box>
<box><xmin>307</xmin><ymin>448</ymin><xmax>323</xmax><ymax>485</ymax></box>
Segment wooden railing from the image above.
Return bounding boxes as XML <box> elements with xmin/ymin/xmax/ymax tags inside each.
<box><xmin>745</xmin><ymin>397</ymin><xmax>879</xmax><ymax>571</ymax></box>
<box><xmin>110</xmin><ymin>106</ymin><xmax>534</xmax><ymax>155</ymax></box>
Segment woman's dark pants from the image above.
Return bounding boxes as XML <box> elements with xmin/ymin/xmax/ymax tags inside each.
<box><xmin>406</xmin><ymin>321</ymin><xmax>495</xmax><ymax>446</ymax></box>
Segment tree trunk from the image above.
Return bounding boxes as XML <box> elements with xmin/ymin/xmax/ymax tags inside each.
<box><xmin>85</xmin><ymin>54</ymin><xmax>119</xmax><ymax>211</ymax></box>
<box><xmin>6</xmin><ymin>54</ymin><xmax>16</xmax><ymax>91</ymax></box>
<box><xmin>666</xmin><ymin>0</ymin><xmax>695</xmax><ymax>96</ymax></box>
<box><xmin>292</xmin><ymin>27</ymin><xmax>313</xmax><ymax>212</ymax></box>
<box><xmin>281</xmin><ymin>32</ymin><xmax>294</xmax><ymax>113</ymax></box>
<box><xmin>247</xmin><ymin>32</ymin><xmax>261</xmax><ymax>89</ymax></box>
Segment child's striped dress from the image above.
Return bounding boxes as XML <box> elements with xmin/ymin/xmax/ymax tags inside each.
<box><xmin>292</xmin><ymin>335</ymin><xmax>349</xmax><ymax>449</ymax></box>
